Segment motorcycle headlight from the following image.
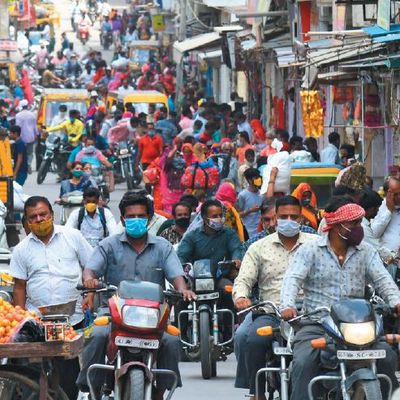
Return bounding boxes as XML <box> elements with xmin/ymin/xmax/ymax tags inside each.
<box><xmin>122</xmin><ymin>306</ymin><xmax>159</xmax><ymax>328</ymax></box>
<box><xmin>195</xmin><ymin>278</ymin><xmax>214</xmax><ymax>292</ymax></box>
<box><xmin>340</xmin><ymin>321</ymin><xmax>375</xmax><ymax>345</ymax></box>
<box><xmin>120</xmin><ymin>148</ymin><xmax>129</xmax><ymax>155</ymax></box>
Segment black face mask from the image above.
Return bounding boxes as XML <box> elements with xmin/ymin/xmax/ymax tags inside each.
<box><xmin>175</xmin><ymin>217</ymin><xmax>190</xmax><ymax>229</ymax></box>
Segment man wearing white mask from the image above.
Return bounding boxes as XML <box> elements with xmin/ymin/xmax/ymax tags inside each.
<box><xmin>233</xmin><ymin>195</ymin><xmax>314</xmax><ymax>400</ymax></box>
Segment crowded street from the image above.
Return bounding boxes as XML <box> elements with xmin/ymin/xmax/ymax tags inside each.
<box><xmin>2</xmin><ymin>0</ymin><xmax>400</xmax><ymax>399</ymax></box>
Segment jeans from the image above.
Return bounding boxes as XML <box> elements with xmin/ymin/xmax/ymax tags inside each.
<box><xmin>25</xmin><ymin>142</ymin><xmax>35</xmax><ymax>169</ymax></box>
<box><xmin>234</xmin><ymin>312</ymin><xmax>252</xmax><ymax>388</ymax></box>
<box><xmin>77</xmin><ymin>321</ymin><xmax>182</xmax><ymax>393</ymax></box>
<box><xmin>290</xmin><ymin>324</ymin><xmax>399</xmax><ymax>400</ymax></box>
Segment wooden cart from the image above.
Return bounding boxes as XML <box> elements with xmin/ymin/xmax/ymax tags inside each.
<box><xmin>0</xmin><ymin>335</ymin><xmax>84</xmax><ymax>400</ymax></box>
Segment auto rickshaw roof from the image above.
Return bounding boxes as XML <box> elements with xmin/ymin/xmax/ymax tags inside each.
<box><xmin>108</xmin><ymin>90</ymin><xmax>168</xmax><ymax>103</ymax></box>
<box><xmin>41</xmin><ymin>89</ymin><xmax>89</xmax><ymax>100</ymax></box>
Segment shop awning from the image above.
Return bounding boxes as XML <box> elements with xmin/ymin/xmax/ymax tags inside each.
<box><xmin>173</xmin><ymin>32</ymin><xmax>221</xmax><ymax>54</ymax></box>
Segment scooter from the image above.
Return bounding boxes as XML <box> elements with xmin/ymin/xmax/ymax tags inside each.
<box><xmin>178</xmin><ymin>260</ymin><xmax>235</xmax><ymax>379</ymax></box>
<box><xmin>59</xmin><ymin>191</ymin><xmax>83</xmax><ymax>225</ymax></box>
<box><xmin>77</xmin><ymin>281</ymin><xmax>182</xmax><ymax>400</ymax></box>
<box><xmin>114</xmin><ymin>142</ymin><xmax>142</xmax><ymax>190</ymax></box>
<box><xmin>78</xmin><ymin>21</ymin><xmax>90</xmax><ymax>45</ymax></box>
<box><xmin>254</xmin><ymin>299</ymin><xmax>399</xmax><ymax>400</ymax></box>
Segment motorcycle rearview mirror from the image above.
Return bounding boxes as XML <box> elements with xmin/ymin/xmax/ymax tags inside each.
<box><xmin>256</xmin><ymin>326</ymin><xmax>274</xmax><ymax>336</ymax></box>
<box><xmin>166</xmin><ymin>325</ymin><xmax>181</xmax><ymax>337</ymax></box>
<box><xmin>94</xmin><ymin>316</ymin><xmax>111</xmax><ymax>326</ymax></box>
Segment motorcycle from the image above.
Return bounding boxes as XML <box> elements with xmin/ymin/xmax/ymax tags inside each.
<box><xmin>78</xmin><ymin>22</ymin><xmax>90</xmax><ymax>45</ymax></box>
<box><xmin>78</xmin><ymin>281</ymin><xmax>182</xmax><ymax>400</ymax></box>
<box><xmin>91</xmin><ymin>166</ymin><xmax>110</xmax><ymax>203</ymax></box>
<box><xmin>58</xmin><ymin>190</ymin><xmax>83</xmax><ymax>225</ymax></box>
<box><xmin>178</xmin><ymin>260</ymin><xmax>235</xmax><ymax>379</ymax></box>
<box><xmin>36</xmin><ymin>132</ymin><xmax>72</xmax><ymax>184</ymax></box>
<box><xmin>255</xmin><ymin>299</ymin><xmax>399</xmax><ymax>400</ymax></box>
<box><xmin>102</xmin><ymin>31</ymin><xmax>113</xmax><ymax>50</ymax></box>
<box><xmin>114</xmin><ymin>142</ymin><xmax>142</xmax><ymax>190</ymax></box>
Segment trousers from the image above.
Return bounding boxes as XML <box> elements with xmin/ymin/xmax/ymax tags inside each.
<box><xmin>290</xmin><ymin>324</ymin><xmax>399</xmax><ymax>400</ymax></box>
<box><xmin>77</xmin><ymin>324</ymin><xmax>182</xmax><ymax>393</ymax></box>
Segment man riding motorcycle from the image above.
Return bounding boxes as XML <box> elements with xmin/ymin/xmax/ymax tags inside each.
<box><xmin>280</xmin><ymin>197</ymin><xmax>400</xmax><ymax>400</ymax></box>
<box><xmin>77</xmin><ymin>192</ymin><xmax>196</xmax><ymax>399</ymax></box>
<box><xmin>177</xmin><ymin>199</ymin><xmax>242</xmax><ymax>337</ymax></box>
<box><xmin>46</xmin><ymin>109</ymin><xmax>84</xmax><ymax>146</ymax></box>
<box><xmin>100</xmin><ymin>16</ymin><xmax>112</xmax><ymax>46</ymax></box>
<box><xmin>233</xmin><ymin>196</ymin><xmax>315</xmax><ymax>399</ymax></box>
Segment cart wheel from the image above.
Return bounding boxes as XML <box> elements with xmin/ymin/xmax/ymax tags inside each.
<box><xmin>0</xmin><ymin>369</ymin><xmax>54</xmax><ymax>399</ymax></box>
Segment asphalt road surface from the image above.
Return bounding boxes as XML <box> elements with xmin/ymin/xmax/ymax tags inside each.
<box><xmin>23</xmin><ymin>169</ymin><xmax>247</xmax><ymax>399</ymax></box>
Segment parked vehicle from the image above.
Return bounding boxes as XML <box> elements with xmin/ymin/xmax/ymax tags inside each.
<box><xmin>254</xmin><ymin>299</ymin><xmax>398</xmax><ymax>400</ymax></box>
<box><xmin>178</xmin><ymin>260</ymin><xmax>235</xmax><ymax>379</ymax></box>
<box><xmin>114</xmin><ymin>142</ymin><xmax>142</xmax><ymax>190</ymax></box>
<box><xmin>78</xmin><ymin>281</ymin><xmax>181</xmax><ymax>400</ymax></box>
<box><xmin>91</xmin><ymin>166</ymin><xmax>110</xmax><ymax>203</ymax></box>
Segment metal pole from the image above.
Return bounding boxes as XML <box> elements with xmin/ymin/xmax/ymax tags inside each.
<box><xmin>175</xmin><ymin>0</ymin><xmax>187</xmax><ymax>109</ymax></box>
<box><xmin>361</xmin><ymin>77</ymin><xmax>365</xmax><ymax>162</ymax></box>
<box><xmin>0</xmin><ymin>0</ymin><xmax>10</xmax><ymax>39</ymax></box>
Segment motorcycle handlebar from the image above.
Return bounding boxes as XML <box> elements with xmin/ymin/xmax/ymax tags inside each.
<box><xmin>237</xmin><ymin>300</ymin><xmax>281</xmax><ymax>316</ymax></box>
<box><xmin>76</xmin><ymin>283</ymin><xmax>116</xmax><ymax>293</ymax></box>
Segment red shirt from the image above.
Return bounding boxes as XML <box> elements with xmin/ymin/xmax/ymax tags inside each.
<box><xmin>138</xmin><ymin>134</ymin><xmax>164</xmax><ymax>164</ymax></box>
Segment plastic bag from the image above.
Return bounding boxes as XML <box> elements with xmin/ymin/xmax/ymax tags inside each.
<box><xmin>9</xmin><ymin>317</ymin><xmax>44</xmax><ymax>343</ymax></box>
<box><xmin>290</xmin><ymin>150</ymin><xmax>313</xmax><ymax>163</ymax></box>
<box><xmin>260</xmin><ymin>151</ymin><xmax>292</xmax><ymax>195</ymax></box>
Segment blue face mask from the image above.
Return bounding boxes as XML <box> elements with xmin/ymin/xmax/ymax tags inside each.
<box><xmin>124</xmin><ymin>217</ymin><xmax>148</xmax><ymax>238</ymax></box>
<box><xmin>276</xmin><ymin>219</ymin><xmax>300</xmax><ymax>238</ymax></box>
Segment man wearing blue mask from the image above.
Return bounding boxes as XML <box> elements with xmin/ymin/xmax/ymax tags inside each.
<box><xmin>78</xmin><ymin>192</ymin><xmax>196</xmax><ymax>399</ymax></box>
<box><xmin>233</xmin><ymin>195</ymin><xmax>315</xmax><ymax>400</ymax></box>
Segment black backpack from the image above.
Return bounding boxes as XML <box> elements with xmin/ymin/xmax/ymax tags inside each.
<box><xmin>77</xmin><ymin>207</ymin><xmax>107</xmax><ymax>237</ymax></box>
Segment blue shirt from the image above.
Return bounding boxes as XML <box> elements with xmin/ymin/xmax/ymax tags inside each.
<box><xmin>12</xmin><ymin>138</ymin><xmax>28</xmax><ymax>175</ymax></box>
<box><xmin>68</xmin><ymin>145</ymin><xmax>82</xmax><ymax>163</ymax></box>
<box><xmin>155</xmin><ymin>118</ymin><xmax>178</xmax><ymax>146</ymax></box>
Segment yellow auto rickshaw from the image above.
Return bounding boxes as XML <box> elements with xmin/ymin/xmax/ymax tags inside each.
<box><xmin>106</xmin><ymin>90</ymin><xmax>168</xmax><ymax>114</ymax></box>
<box><xmin>290</xmin><ymin>163</ymin><xmax>342</xmax><ymax>208</ymax></box>
<box><xmin>128</xmin><ymin>40</ymin><xmax>160</xmax><ymax>72</ymax></box>
<box><xmin>0</xmin><ymin>61</ymin><xmax>17</xmax><ymax>85</ymax></box>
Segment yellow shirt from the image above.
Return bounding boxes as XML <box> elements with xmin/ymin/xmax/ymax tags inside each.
<box><xmin>47</xmin><ymin>119</ymin><xmax>84</xmax><ymax>144</ymax></box>
<box><xmin>233</xmin><ymin>231</ymin><xmax>314</xmax><ymax>307</ymax></box>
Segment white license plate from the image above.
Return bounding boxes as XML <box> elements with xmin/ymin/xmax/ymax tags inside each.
<box><xmin>119</xmin><ymin>154</ymin><xmax>131</xmax><ymax>159</ymax></box>
<box><xmin>196</xmin><ymin>292</ymin><xmax>219</xmax><ymax>301</ymax></box>
<box><xmin>337</xmin><ymin>350</ymin><xmax>386</xmax><ymax>360</ymax></box>
<box><xmin>115</xmin><ymin>336</ymin><xmax>159</xmax><ymax>349</ymax></box>
<box><xmin>274</xmin><ymin>347</ymin><xmax>292</xmax><ymax>356</ymax></box>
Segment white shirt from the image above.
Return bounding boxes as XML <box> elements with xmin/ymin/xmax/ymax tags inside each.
<box><xmin>371</xmin><ymin>199</ymin><xmax>400</xmax><ymax>254</ymax></box>
<box><xmin>117</xmin><ymin>85</ymin><xmax>134</xmax><ymax>100</ymax></box>
<box><xmin>361</xmin><ymin>217</ymin><xmax>393</xmax><ymax>261</ymax></box>
<box><xmin>320</xmin><ymin>143</ymin><xmax>339</xmax><ymax>164</ymax></box>
<box><xmin>100</xmin><ymin>2</ymin><xmax>111</xmax><ymax>17</ymax></box>
<box><xmin>237</xmin><ymin>120</ymin><xmax>253</xmax><ymax>142</ymax></box>
<box><xmin>65</xmin><ymin>207</ymin><xmax>118</xmax><ymax>246</ymax></box>
<box><xmin>10</xmin><ymin>225</ymin><xmax>93</xmax><ymax>325</ymax></box>
<box><xmin>50</xmin><ymin>113</ymin><xmax>69</xmax><ymax>138</ymax></box>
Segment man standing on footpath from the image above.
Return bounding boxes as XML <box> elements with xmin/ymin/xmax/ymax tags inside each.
<box><xmin>15</xmin><ymin>99</ymin><xmax>39</xmax><ymax>173</ymax></box>
<box><xmin>9</xmin><ymin>125</ymin><xmax>28</xmax><ymax>186</ymax></box>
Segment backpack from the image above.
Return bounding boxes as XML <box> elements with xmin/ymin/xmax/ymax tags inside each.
<box><xmin>180</xmin><ymin>162</ymin><xmax>219</xmax><ymax>192</ymax></box>
<box><xmin>78</xmin><ymin>207</ymin><xmax>108</xmax><ymax>237</ymax></box>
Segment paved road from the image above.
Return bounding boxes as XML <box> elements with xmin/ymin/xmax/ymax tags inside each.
<box><xmin>25</xmin><ymin>0</ymin><xmax>249</xmax><ymax>396</ymax></box>
<box><xmin>23</xmin><ymin>170</ymin><xmax>247</xmax><ymax>399</ymax></box>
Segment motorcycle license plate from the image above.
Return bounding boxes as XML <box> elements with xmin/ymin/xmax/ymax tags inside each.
<box><xmin>196</xmin><ymin>292</ymin><xmax>219</xmax><ymax>301</ymax></box>
<box><xmin>274</xmin><ymin>347</ymin><xmax>292</xmax><ymax>356</ymax></box>
<box><xmin>119</xmin><ymin>154</ymin><xmax>131</xmax><ymax>159</ymax></box>
<box><xmin>336</xmin><ymin>350</ymin><xmax>386</xmax><ymax>360</ymax></box>
<box><xmin>115</xmin><ymin>336</ymin><xmax>160</xmax><ymax>349</ymax></box>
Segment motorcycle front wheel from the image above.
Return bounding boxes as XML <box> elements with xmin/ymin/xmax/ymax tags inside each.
<box><xmin>37</xmin><ymin>158</ymin><xmax>52</xmax><ymax>184</ymax></box>
<box><xmin>200</xmin><ymin>311</ymin><xmax>212</xmax><ymax>379</ymax></box>
<box><xmin>352</xmin><ymin>379</ymin><xmax>383</xmax><ymax>400</ymax></box>
<box><xmin>123</xmin><ymin>163</ymin><xmax>134</xmax><ymax>191</ymax></box>
<box><xmin>122</xmin><ymin>368</ymin><xmax>145</xmax><ymax>400</ymax></box>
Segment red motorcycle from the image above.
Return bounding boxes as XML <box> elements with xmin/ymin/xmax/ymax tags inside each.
<box><xmin>78</xmin><ymin>281</ymin><xmax>181</xmax><ymax>400</ymax></box>
<box><xmin>78</xmin><ymin>21</ymin><xmax>90</xmax><ymax>45</ymax></box>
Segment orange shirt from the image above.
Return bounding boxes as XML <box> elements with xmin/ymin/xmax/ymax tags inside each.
<box><xmin>138</xmin><ymin>134</ymin><xmax>164</xmax><ymax>164</ymax></box>
<box><xmin>236</xmin><ymin>144</ymin><xmax>253</xmax><ymax>165</ymax></box>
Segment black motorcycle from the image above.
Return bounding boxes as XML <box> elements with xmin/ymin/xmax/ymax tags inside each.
<box><xmin>102</xmin><ymin>31</ymin><xmax>113</xmax><ymax>50</ymax></box>
<box><xmin>114</xmin><ymin>142</ymin><xmax>142</xmax><ymax>190</ymax></box>
<box><xmin>37</xmin><ymin>133</ymin><xmax>72</xmax><ymax>184</ymax></box>
<box><xmin>178</xmin><ymin>260</ymin><xmax>235</xmax><ymax>380</ymax></box>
